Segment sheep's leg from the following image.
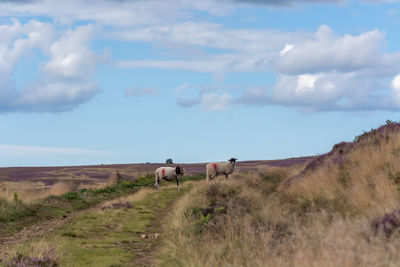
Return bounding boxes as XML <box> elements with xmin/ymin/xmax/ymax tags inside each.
<box><xmin>155</xmin><ymin>173</ymin><xmax>160</xmax><ymax>191</ymax></box>
<box><xmin>176</xmin><ymin>178</ymin><xmax>180</xmax><ymax>191</ymax></box>
<box><xmin>156</xmin><ymin>179</ymin><xmax>160</xmax><ymax>191</ymax></box>
<box><xmin>154</xmin><ymin>173</ymin><xmax>159</xmax><ymax>190</ymax></box>
<box><xmin>225</xmin><ymin>174</ymin><xmax>228</xmax><ymax>179</ymax></box>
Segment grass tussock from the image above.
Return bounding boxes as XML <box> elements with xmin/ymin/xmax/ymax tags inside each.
<box><xmin>4</xmin><ymin>239</ymin><xmax>62</xmax><ymax>267</ymax></box>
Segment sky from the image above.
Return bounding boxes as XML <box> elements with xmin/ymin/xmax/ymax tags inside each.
<box><xmin>0</xmin><ymin>0</ymin><xmax>400</xmax><ymax>166</ymax></box>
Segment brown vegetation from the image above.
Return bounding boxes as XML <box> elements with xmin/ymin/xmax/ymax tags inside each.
<box><xmin>159</xmin><ymin>123</ymin><xmax>400</xmax><ymax>266</ymax></box>
<box><xmin>286</xmin><ymin>123</ymin><xmax>400</xmax><ymax>218</ymax></box>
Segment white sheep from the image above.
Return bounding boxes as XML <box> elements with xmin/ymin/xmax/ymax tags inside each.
<box><xmin>154</xmin><ymin>166</ymin><xmax>185</xmax><ymax>191</ymax></box>
<box><xmin>206</xmin><ymin>158</ymin><xmax>237</xmax><ymax>182</ymax></box>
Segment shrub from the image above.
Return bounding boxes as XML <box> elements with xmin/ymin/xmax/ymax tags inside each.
<box><xmin>94</xmin><ymin>186</ymin><xmax>117</xmax><ymax>194</ymax></box>
<box><xmin>120</xmin><ymin>181</ymin><xmax>136</xmax><ymax>189</ymax></box>
<box><xmin>13</xmin><ymin>192</ymin><xmax>20</xmax><ymax>203</ymax></box>
<box><xmin>0</xmin><ymin>198</ymin><xmax>35</xmax><ymax>222</ymax></box>
<box><xmin>61</xmin><ymin>192</ymin><xmax>81</xmax><ymax>201</ymax></box>
<box><xmin>135</xmin><ymin>174</ymin><xmax>155</xmax><ymax>186</ymax></box>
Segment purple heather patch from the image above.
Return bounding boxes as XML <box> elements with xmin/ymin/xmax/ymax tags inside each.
<box><xmin>371</xmin><ymin>209</ymin><xmax>400</xmax><ymax>237</ymax></box>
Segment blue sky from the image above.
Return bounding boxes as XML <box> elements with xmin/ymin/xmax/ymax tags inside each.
<box><xmin>0</xmin><ymin>0</ymin><xmax>400</xmax><ymax>166</ymax></box>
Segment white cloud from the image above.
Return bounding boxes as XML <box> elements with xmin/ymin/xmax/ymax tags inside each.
<box><xmin>18</xmin><ymin>82</ymin><xmax>99</xmax><ymax>112</ymax></box>
<box><xmin>390</xmin><ymin>74</ymin><xmax>400</xmax><ymax>106</ymax></box>
<box><xmin>296</xmin><ymin>74</ymin><xmax>320</xmax><ymax>92</ymax></box>
<box><xmin>235</xmin><ymin>86</ymin><xmax>269</xmax><ymax>106</ymax></box>
<box><xmin>0</xmin><ymin>2</ymin><xmax>399</xmax><ymax>113</ymax></box>
<box><xmin>43</xmin><ymin>25</ymin><xmax>97</xmax><ymax>79</ymax></box>
<box><xmin>391</xmin><ymin>74</ymin><xmax>400</xmax><ymax>90</ymax></box>
<box><xmin>0</xmin><ymin>20</ymin><xmax>101</xmax><ymax>112</ymax></box>
<box><xmin>117</xmin><ymin>55</ymin><xmax>273</xmax><ymax>73</ymax></box>
<box><xmin>0</xmin><ymin>19</ymin><xmax>55</xmax><ymax>77</ymax></box>
<box><xmin>0</xmin><ymin>0</ymin><xmax>214</xmax><ymax>27</ymax></box>
<box><xmin>177</xmin><ymin>90</ymin><xmax>232</xmax><ymax>111</ymax></box>
<box><xmin>202</xmin><ymin>92</ymin><xmax>232</xmax><ymax>111</ymax></box>
<box><xmin>256</xmin><ymin>72</ymin><xmax>392</xmax><ymax>111</ymax></box>
<box><xmin>115</xmin><ymin>23</ymin><xmax>399</xmax><ymax>77</ymax></box>
<box><xmin>116</xmin><ymin>22</ymin><xmax>400</xmax><ymax>112</ymax></box>
<box><xmin>275</xmin><ymin>25</ymin><xmax>387</xmax><ymax>74</ymax></box>
<box><xmin>280</xmin><ymin>43</ymin><xmax>294</xmax><ymax>56</ymax></box>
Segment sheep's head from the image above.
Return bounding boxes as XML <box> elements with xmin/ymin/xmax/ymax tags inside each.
<box><xmin>229</xmin><ymin>158</ymin><xmax>237</xmax><ymax>164</ymax></box>
<box><xmin>175</xmin><ymin>166</ymin><xmax>185</xmax><ymax>176</ymax></box>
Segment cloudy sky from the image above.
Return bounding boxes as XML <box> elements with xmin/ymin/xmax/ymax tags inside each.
<box><xmin>0</xmin><ymin>0</ymin><xmax>400</xmax><ymax>166</ymax></box>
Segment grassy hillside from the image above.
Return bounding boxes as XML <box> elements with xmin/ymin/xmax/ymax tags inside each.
<box><xmin>158</xmin><ymin>121</ymin><xmax>400</xmax><ymax>266</ymax></box>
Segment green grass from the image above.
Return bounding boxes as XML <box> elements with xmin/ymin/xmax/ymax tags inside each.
<box><xmin>0</xmin><ymin>183</ymin><xmax>143</xmax><ymax>235</ymax></box>
<box><xmin>0</xmin><ymin>174</ymin><xmax>204</xmax><ymax>237</ymax></box>
<box><xmin>9</xmin><ymin>184</ymin><xmax>194</xmax><ymax>266</ymax></box>
<box><xmin>0</xmin><ymin>198</ymin><xmax>36</xmax><ymax>223</ymax></box>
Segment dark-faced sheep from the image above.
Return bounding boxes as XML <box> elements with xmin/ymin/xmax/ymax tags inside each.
<box><xmin>206</xmin><ymin>158</ymin><xmax>237</xmax><ymax>182</ymax></box>
<box><xmin>155</xmin><ymin>166</ymin><xmax>185</xmax><ymax>191</ymax></box>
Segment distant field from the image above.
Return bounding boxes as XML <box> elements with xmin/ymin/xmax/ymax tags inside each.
<box><xmin>0</xmin><ymin>157</ymin><xmax>314</xmax><ymax>186</ymax></box>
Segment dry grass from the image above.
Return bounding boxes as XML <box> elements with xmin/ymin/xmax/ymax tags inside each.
<box><xmin>286</xmin><ymin>131</ymin><xmax>400</xmax><ymax>218</ymax></box>
<box><xmin>107</xmin><ymin>171</ymin><xmax>122</xmax><ymax>186</ymax></box>
<box><xmin>4</xmin><ymin>238</ymin><xmax>63</xmax><ymax>266</ymax></box>
<box><xmin>0</xmin><ymin>180</ymin><xmax>92</xmax><ymax>203</ymax></box>
<box><xmin>47</xmin><ymin>182</ymin><xmax>75</xmax><ymax>196</ymax></box>
<box><xmin>159</xmin><ymin>158</ymin><xmax>400</xmax><ymax>267</ymax></box>
<box><xmin>0</xmin><ymin>181</ymin><xmax>49</xmax><ymax>203</ymax></box>
<box><xmin>99</xmin><ymin>187</ymin><xmax>154</xmax><ymax>210</ymax></box>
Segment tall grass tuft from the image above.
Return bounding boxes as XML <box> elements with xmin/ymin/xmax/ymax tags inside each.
<box><xmin>5</xmin><ymin>240</ymin><xmax>61</xmax><ymax>267</ymax></box>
